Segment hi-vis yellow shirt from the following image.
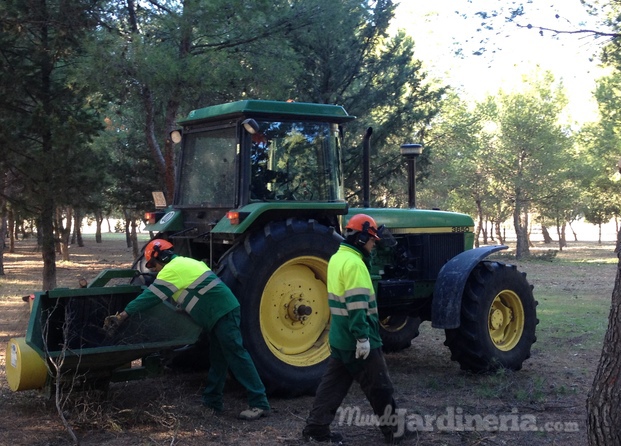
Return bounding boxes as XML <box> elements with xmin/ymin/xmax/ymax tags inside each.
<box><xmin>124</xmin><ymin>255</ymin><xmax>239</xmax><ymax>331</ymax></box>
<box><xmin>327</xmin><ymin>243</ymin><xmax>382</xmax><ymax>351</ymax></box>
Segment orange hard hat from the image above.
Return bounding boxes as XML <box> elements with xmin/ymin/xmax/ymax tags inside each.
<box><xmin>145</xmin><ymin>239</ymin><xmax>174</xmax><ymax>268</ymax></box>
<box><xmin>345</xmin><ymin>214</ymin><xmax>381</xmax><ymax>240</ymax></box>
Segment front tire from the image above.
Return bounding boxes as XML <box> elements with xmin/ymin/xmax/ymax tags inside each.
<box><xmin>217</xmin><ymin>219</ymin><xmax>342</xmax><ymax>396</ymax></box>
<box><xmin>380</xmin><ymin>315</ymin><xmax>421</xmax><ymax>353</ymax></box>
<box><xmin>444</xmin><ymin>261</ymin><xmax>538</xmax><ymax>372</ymax></box>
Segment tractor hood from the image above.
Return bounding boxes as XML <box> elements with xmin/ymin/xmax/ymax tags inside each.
<box><xmin>345</xmin><ymin>208</ymin><xmax>475</xmax><ymax>233</ymax></box>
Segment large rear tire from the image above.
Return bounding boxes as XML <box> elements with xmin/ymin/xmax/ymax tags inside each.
<box><xmin>444</xmin><ymin>261</ymin><xmax>538</xmax><ymax>372</ymax></box>
<box><xmin>217</xmin><ymin>219</ymin><xmax>342</xmax><ymax>396</ymax></box>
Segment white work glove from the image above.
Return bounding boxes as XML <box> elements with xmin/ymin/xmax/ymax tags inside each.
<box><xmin>355</xmin><ymin>338</ymin><xmax>371</xmax><ymax>360</ymax></box>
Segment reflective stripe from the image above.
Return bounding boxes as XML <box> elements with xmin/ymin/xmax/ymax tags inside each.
<box><xmin>153</xmin><ymin>278</ymin><xmax>178</xmax><ymax>294</ymax></box>
<box><xmin>198</xmin><ymin>277</ymin><xmax>222</xmax><ymax>295</ymax></box>
<box><xmin>330</xmin><ymin>288</ymin><xmax>371</xmax><ymax>303</ymax></box>
<box><xmin>177</xmin><ymin>290</ymin><xmax>190</xmax><ymax>305</ymax></box>
<box><xmin>186</xmin><ymin>296</ymin><xmax>200</xmax><ymax>313</ymax></box>
<box><xmin>177</xmin><ymin>271</ymin><xmax>215</xmax><ymax>305</ymax></box>
<box><xmin>346</xmin><ymin>301</ymin><xmax>369</xmax><ymax>311</ymax></box>
<box><xmin>368</xmin><ymin>307</ymin><xmax>378</xmax><ymax>315</ymax></box>
<box><xmin>330</xmin><ymin>307</ymin><xmax>349</xmax><ymax>316</ymax></box>
<box><xmin>149</xmin><ymin>285</ymin><xmax>170</xmax><ymax>301</ymax></box>
<box><xmin>328</xmin><ymin>292</ymin><xmax>344</xmax><ymax>303</ymax></box>
<box><xmin>343</xmin><ymin>287</ymin><xmax>370</xmax><ymax>298</ymax></box>
<box><xmin>192</xmin><ymin>270</ymin><xmax>215</xmax><ymax>287</ymax></box>
<box><xmin>151</xmin><ymin>278</ymin><xmax>177</xmax><ymax>301</ymax></box>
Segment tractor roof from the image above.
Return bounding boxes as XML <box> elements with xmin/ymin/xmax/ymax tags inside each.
<box><xmin>178</xmin><ymin>100</ymin><xmax>357</xmax><ymax>125</ymax></box>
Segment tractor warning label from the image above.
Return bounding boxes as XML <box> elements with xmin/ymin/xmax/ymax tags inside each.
<box><xmin>159</xmin><ymin>211</ymin><xmax>176</xmax><ymax>224</ymax></box>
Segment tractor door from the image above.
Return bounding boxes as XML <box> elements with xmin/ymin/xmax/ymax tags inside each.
<box><xmin>175</xmin><ymin>122</ymin><xmax>239</xmax><ymax>210</ymax></box>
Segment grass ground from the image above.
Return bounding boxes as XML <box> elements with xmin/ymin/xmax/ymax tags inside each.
<box><xmin>0</xmin><ymin>233</ymin><xmax>617</xmax><ymax>445</ymax></box>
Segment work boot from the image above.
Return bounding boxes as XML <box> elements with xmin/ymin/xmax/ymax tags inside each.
<box><xmin>382</xmin><ymin>429</ymin><xmax>400</xmax><ymax>445</ymax></box>
<box><xmin>302</xmin><ymin>425</ymin><xmax>344</xmax><ymax>443</ymax></box>
<box><xmin>238</xmin><ymin>407</ymin><xmax>269</xmax><ymax>420</ymax></box>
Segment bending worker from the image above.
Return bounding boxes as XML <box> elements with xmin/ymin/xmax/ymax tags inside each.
<box><xmin>303</xmin><ymin>214</ymin><xmax>398</xmax><ymax>444</ymax></box>
<box><xmin>103</xmin><ymin>239</ymin><xmax>270</xmax><ymax>421</ymax></box>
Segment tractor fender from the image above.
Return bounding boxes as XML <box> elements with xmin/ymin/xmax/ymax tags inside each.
<box><xmin>431</xmin><ymin>245</ymin><xmax>508</xmax><ymax>329</ymax></box>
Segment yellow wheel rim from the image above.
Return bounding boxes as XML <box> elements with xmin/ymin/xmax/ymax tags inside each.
<box><xmin>380</xmin><ymin>315</ymin><xmax>408</xmax><ymax>332</ymax></box>
<box><xmin>259</xmin><ymin>256</ymin><xmax>331</xmax><ymax>367</ymax></box>
<box><xmin>487</xmin><ymin>290</ymin><xmax>525</xmax><ymax>351</ymax></box>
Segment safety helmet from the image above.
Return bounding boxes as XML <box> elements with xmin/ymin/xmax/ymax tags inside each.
<box><xmin>345</xmin><ymin>214</ymin><xmax>382</xmax><ymax>241</ymax></box>
<box><xmin>145</xmin><ymin>239</ymin><xmax>174</xmax><ymax>268</ymax></box>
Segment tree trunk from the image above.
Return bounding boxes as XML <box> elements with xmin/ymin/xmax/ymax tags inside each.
<box><xmin>568</xmin><ymin>221</ymin><xmax>578</xmax><ymax>242</ymax></box>
<box><xmin>41</xmin><ymin>200</ymin><xmax>57</xmax><ymax>290</ymax></box>
<box><xmin>56</xmin><ymin>207</ymin><xmax>72</xmax><ymax>262</ymax></box>
<box><xmin>95</xmin><ymin>210</ymin><xmax>103</xmax><ymax>243</ymax></box>
<box><xmin>72</xmin><ymin>209</ymin><xmax>84</xmax><ymax>247</ymax></box>
<box><xmin>131</xmin><ymin>218</ymin><xmax>139</xmax><ymax>260</ymax></box>
<box><xmin>0</xmin><ymin>203</ymin><xmax>6</xmax><ymax>276</ymax></box>
<box><xmin>123</xmin><ymin>209</ymin><xmax>132</xmax><ymax>248</ymax></box>
<box><xmin>495</xmin><ymin>221</ymin><xmax>504</xmax><ymax>245</ymax></box>
<box><xmin>0</xmin><ymin>175</ymin><xmax>6</xmax><ymax>275</ymax></box>
<box><xmin>586</xmin><ymin>229</ymin><xmax>621</xmax><ymax>445</ymax></box>
<box><xmin>36</xmin><ymin>0</ymin><xmax>57</xmax><ymax>290</ymax></box>
<box><xmin>8</xmin><ymin>208</ymin><xmax>15</xmax><ymax>253</ymax></box>
<box><xmin>513</xmin><ymin>193</ymin><xmax>530</xmax><ymax>259</ymax></box>
<box><xmin>542</xmin><ymin>224</ymin><xmax>553</xmax><ymax>244</ymax></box>
<box><xmin>474</xmin><ymin>199</ymin><xmax>483</xmax><ymax>248</ymax></box>
<box><xmin>556</xmin><ymin>221</ymin><xmax>567</xmax><ymax>251</ymax></box>
<box><xmin>599</xmin><ymin>224</ymin><xmax>603</xmax><ymax>246</ymax></box>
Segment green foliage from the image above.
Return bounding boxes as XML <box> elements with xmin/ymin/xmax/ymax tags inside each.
<box><xmin>577</xmin><ymin>71</ymin><xmax>621</xmax><ymax>228</ymax></box>
<box><xmin>0</xmin><ymin>0</ymin><xmax>105</xmax><ymax>214</ymax></box>
<box><xmin>78</xmin><ymin>0</ymin><xmax>446</xmax><ymax>210</ymax></box>
<box><xmin>94</xmin><ymin>106</ymin><xmax>161</xmax><ymax>215</ymax></box>
<box><xmin>425</xmin><ymin>70</ymin><xmax>575</xmax><ymax>250</ymax></box>
<box><xmin>0</xmin><ymin>0</ymin><xmax>109</xmax><ymax>287</ymax></box>
<box><xmin>420</xmin><ymin>92</ymin><xmax>488</xmax><ymax>213</ymax></box>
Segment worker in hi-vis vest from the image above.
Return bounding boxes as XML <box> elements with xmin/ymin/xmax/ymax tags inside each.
<box><xmin>303</xmin><ymin>214</ymin><xmax>398</xmax><ymax>444</ymax></box>
<box><xmin>103</xmin><ymin>239</ymin><xmax>270</xmax><ymax>421</ymax></box>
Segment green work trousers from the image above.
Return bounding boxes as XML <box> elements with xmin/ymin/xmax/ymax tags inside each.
<box><xmin>304</xmin><ymin>348</ymin><xmax>396</xmax><ymax>438</ymax></box>
<box><xmin>201</xmin><ymin>307</ymin><xmax>270</xmax><ymax>411</ymax></box>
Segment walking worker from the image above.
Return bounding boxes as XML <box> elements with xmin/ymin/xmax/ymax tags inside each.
<box><xmin>103</xmin><ymin>239</ymin><xmax>270</xmax><ymax>421</ymax></box>
<box><xmin>302</xmin><ymin>214</ymin><xmax>399</xmax><ymax>444</ymax></box>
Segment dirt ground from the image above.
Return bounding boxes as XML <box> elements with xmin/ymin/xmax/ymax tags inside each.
<box><xmin>0</xmin><ymin>234</ymin><xmax>616</xmax><ymax>446</ymax></box>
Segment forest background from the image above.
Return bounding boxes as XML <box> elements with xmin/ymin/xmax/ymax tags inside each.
<box><xmin>2</xmin><ymin>0</ymin><xmax>621</xmax><ymax>285</ymax></box>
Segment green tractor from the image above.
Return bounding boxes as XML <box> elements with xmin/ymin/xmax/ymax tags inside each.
<box><xmin>141</xmin><ymin>99</ymin><xmax>538</xmax><ymax>396</ymax></box>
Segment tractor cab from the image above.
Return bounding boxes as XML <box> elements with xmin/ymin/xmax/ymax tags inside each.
<box><xmin>148</xmin><ymin>100</ymin><xmax>356</xmax><ymax>262</ymax></box>
<box><xmin>175</xmin><ymin>102</ymin><xmax>354</xmax><ymax>208</ymax></box>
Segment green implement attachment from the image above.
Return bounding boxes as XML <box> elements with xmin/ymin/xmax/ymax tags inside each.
<box><xmin>13</xmin><ymin>270</ymin><xmax>202</xmax><ymax>392</ymax></box>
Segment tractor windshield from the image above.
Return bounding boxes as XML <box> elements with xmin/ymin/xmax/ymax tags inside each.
<box><xmin>176</xmin><ymin>126</ymin><xmax>238</xmax><ymax>207</ymax></box>
<box><xmin>250</xmin><ymin>121</ymin><xmax>343</xmax><ymax>202</ymax></box>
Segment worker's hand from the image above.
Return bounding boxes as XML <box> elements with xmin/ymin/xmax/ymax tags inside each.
<box><xmin>103</xmin><ymin>312</ymin><xmax>126</xmax><ymax>337</ymax></box>
<box><xmin>355</xmin><ymin>338</ymin><xmax>371</xmax><ymax>360</ymax></box>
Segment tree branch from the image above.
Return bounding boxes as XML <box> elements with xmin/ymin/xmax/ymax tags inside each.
<box><xmin>517</xmin><ymin>23</ymin><xmax>620</xmax><ymax>40</ymax></box>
